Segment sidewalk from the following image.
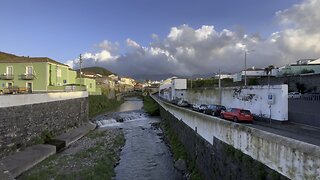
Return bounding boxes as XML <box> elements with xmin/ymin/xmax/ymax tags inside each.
<box><xmin>0</xmin><ymin>122</ymin><xmax>97</xmax><ymax>178</ymax></box>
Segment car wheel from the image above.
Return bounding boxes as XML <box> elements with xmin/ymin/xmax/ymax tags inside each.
<box><xmin>233</xmin><ymin>117</ymin><xmax>239</xmax><ymax>123</ymax></box>
<box><xmin>220</xmin><ymin>114</ymin><xmax>224</xmax><ymax>119</ymax></box>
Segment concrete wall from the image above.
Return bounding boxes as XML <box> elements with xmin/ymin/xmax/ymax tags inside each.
<box><xmin>153</xmin><ymin>96</ymin><xmax>320</xmax><ymax>180</ymax></box>
<box><xmin>0</xmin><ymin>92</ymin><xmax>88</xmax><ymax>158</ymax></box>
<box><xmin>160</xmin><ymin>106</ymin><xmax>287</xmax><ymax>180</ymax></box>
<box><xmin>183</xmin><ymin>85</ymin><xmax>288</xmax><ymax>121</ymax></box>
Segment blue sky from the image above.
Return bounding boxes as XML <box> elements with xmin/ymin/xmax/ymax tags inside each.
<box><xmin>0</xmin><ymin>0</ymin><xmax>301</xmax><ymax>60</ymax></box>
<box><xmin>3</xmin><ymin>0</ymin><xmax>319</xmax><ymax>78</ymax></box>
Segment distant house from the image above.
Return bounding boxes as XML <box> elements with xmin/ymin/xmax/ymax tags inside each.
<box><xmin>0</xmin><ymin>54</ymin><xmax>77</xmax><ymax>92</ymax></box>
<box><xmin>159</xmin><ymin>77</ymin><xmax>187</xmax><ymax>101</ymax></box>
<box><xmin>232</xmin><ymin>67</ymin><xmax>267</xmax><ymax>82</ymax></box>
<box><xmin>279</xmin><ymin>58</ymin><xmax>320</xmax><ymax>76</ymax></box>
<box><xmin>76</xmin><ymin>77</ymin><xmax>100</xmax><ymax>95</ymax></box>
<box><xmin>214</xmin><ymin>73</ymin><xmax>233</xmax><ymax>79</ymax></box>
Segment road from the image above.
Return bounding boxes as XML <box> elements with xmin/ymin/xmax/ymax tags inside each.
<box><xmin>159</xmin><ymin>96</ymin><xmax>320</xmax><ymax>147</ymax></box>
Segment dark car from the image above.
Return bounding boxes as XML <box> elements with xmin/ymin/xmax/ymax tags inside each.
<box><xmin>204</xmin><ymin>104</ymin><xmax>226</xmax><ymax>116</ymax></box>
<box><xmin>220</xmin><ymin>108</ymin><xmax>253</xmax><ymax>123</ymax></box>
<box><xmin>198</xmin><ymin>104</ymin><xmax>208</xmax><ymax>113</ymax></box>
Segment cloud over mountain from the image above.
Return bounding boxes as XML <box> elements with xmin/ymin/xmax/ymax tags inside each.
<box><xmin>67</xmin><ymin>0</ymin><xmax>320</xmax><ymax>79</ymax></box>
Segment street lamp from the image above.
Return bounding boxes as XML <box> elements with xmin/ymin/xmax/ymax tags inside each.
<box><xmin>244</xmin><ymin>49</ymin><xmax>254</xmax><ymax>86</ymax></box>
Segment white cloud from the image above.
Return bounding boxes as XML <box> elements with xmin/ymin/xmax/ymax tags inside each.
<box><xmin>67</xmin><ymin>0</ymin><xmax>320</xmax><ymax>79</ymax></box>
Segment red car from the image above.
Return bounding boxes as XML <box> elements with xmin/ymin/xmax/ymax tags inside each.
<box><xmin>220</xmin><ymin>108</ymin><xmax>253</xmax><ymax>122</ymax></box>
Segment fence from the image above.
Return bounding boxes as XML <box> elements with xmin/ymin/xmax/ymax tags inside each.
<box><xmin>288</xmin><ymin>94</ymin><xmax>320</xmax><ymax>127</ymax></box>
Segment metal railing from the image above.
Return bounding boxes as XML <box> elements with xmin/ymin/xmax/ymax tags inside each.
<box><xmin>20</xmin><ymin>74</ymin><xmax>34</xmax><ymax>80</ymax></box>
<box><xmin>0</xmin><ymin>74</ymin><xmax>14</xmax><ymax>80</ymax></box>
<box><xmin>289</xmin><ymin>94</ymin><xmax>320</xmax><ymax>102</ymax></box>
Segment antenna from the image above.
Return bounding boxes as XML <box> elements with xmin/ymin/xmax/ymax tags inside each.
<box><xmin>79</xmin><ymin>54</ymin><xmax>82</xmax><ymax>86</ymax></box>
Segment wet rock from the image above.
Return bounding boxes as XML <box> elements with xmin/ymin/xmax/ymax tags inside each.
<box><xmin>174</xmin><ymin>159</ymin><xmax>187</xmax><ymax>172</ymax></box>
<box><xmin>115</xmin><ymin>116</ymin><xmax>124</xmax><ymax>122</ymax></box>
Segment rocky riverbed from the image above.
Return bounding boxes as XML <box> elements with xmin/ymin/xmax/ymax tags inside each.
<box><xmin>19</xmin><ymin>128</ymin><xmax>125</xmax><ymax>179</ymax></box>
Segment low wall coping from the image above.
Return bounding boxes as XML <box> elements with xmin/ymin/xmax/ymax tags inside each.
<box><xmin>0</xmin><ymin>91</ymin><xmax>88</xmax><ymax>108</ymax></box>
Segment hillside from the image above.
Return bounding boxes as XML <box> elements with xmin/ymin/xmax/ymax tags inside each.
<box><xmin>0</xmin><ymin>51</ymin><xmax>19</xmax><ymax>60</ymax></box>
<box><xmin>78</xmin><ymin>66</ymin><xmax>114</xmax><ymax>76</ymax></box>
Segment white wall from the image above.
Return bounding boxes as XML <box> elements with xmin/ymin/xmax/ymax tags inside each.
<box><xmin>173</xmin><ymin>79</ymin><xmax>187</xmax><ymax>90</ymax></box>
<box><xmin>0</xmin><ymin>91</ymin><xmax>88</xmax><ymax>108</ymax></box>
<box><xmin>153</xmin><ymin>96</ymin><xmax>320</xmax><ymax>180</ymax></box>
<box><xmin>183</xmin><ymin>85</ymin><xmax>288</xmax><ymax>121</ymax></box>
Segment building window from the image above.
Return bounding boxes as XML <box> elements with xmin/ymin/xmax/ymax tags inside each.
<box><xmin>57</xmin><ymin>67</ymin><xmax>61</xmax><ymax>77</ymax></box>
<box><xmin>90</xmin><ymin>83</ymin><xmax>92</xmax><ymax>88</ymax></box>
<box><xmin>6</xmin><ymin>66</ymin><xmax>13</xmax><ymax>75</ymax></box>
<box><xmin>26</xmin><ymin>66</ymin><xmax>33</xmax><ymax>75</ymax></box>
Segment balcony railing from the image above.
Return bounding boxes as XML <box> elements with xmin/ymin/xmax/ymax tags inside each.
<box><xmin>0</xmin><ymin>74</ymin><xmax>14</xmax><ymax>80</ymax></box>
<box><xmin>20</xmin><ymin>74</ymin><xmax>34</xmax><ymax>80</ymax></box>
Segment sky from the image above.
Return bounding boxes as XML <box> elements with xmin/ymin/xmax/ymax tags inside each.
<box><xmin>1</xmin><ymin>0</ymin><xmax>320</xmax><ymax>79</ymax></box>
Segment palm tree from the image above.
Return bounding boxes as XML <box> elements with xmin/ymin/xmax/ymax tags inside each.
<box><xmin>264</xmin><ymin>65</ymin><xmax>275</xmax><ymax>87</ymax></box>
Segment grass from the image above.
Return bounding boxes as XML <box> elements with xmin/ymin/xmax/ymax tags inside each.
<box><xmin>89</xmin><ymin>95</ymin><xmax>124</xmax><ymax>118</ymax></box>
<box><xmin>21</xmin><ymin>130</ymin><xmax>125</xmax><ymax>180</ymax></box>
<box><xmin>142</xmin><ymin>95</ymin><xmax>160</xmax><ymax>116</ymax></box>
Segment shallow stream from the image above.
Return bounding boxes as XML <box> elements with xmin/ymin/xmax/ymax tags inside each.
<box><xmin>94</xmin><ymin>97</ymin><xmax>182</xmax><ymax>180</ymax></box>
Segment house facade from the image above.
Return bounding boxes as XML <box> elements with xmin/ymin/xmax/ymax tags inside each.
<box><xmin>0</xmin><ymin>57</ymin><xmax>78</xmax><ymax>92</ymax></box>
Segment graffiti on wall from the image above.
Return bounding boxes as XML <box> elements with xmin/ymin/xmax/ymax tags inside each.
<box><xmin>232</xmin><ymin>87</ymin><xmax>257</xmax><ymax>102</ymax></box>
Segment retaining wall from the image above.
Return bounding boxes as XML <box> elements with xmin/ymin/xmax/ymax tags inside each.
<box><xmin>0</xmin><ymin>92</ymin><xmax>88</xmax><ymax>158</ymax></box>
<box><xmin>154</xmin><ymin>96</ymin><xmax>320</xmax><ymax>180</ymax></box>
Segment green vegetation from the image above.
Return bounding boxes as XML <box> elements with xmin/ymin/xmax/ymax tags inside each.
<box><xmin>300</xmin><ymin>69</ymin><xmax>315</xmax><ymax>74</ymax></box>
<box><xmin>89</xmin><ymin>95</ymin><xmax>124</xmax><ymax>118</ymax></box>
<box><xmin>248</xmin><ymin>78</ymin><xmax>259</xmax><ymax>85</ymax></box>
<box><xmin>142</xmin><ymin>95</ymin><xmax>159</xmax><ymax>116</ymax></box>
<box><xmin>187</xmin><ymin>78</ymin><xmax>236</xmax><ymax>88</ymax></box>
<box><xmin>161</xmin><ymin>120</ymin><xmax>202</xmax><ymax>180</ymax></box>
<box><xmin>222</xmin><ymin>143</ymin><xmax>283</xmax><ymax>180</ymax></box>
<box><xmin>78</xmin><ymin>66</ymin><xmax>114</xmax><ymax>76</ymax></box>
<box><xmin>21</xmin><ymin>130</ymin><xmax>125</xmax><ymax>180</ymax></box>
<box><xmin>0</xmin><ymin>51</ymin><xmax>18</xmax><ymax>60</ymax></box>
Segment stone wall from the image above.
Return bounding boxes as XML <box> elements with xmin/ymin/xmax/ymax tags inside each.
<box><xmin>160</xmin><ymin>106</ymin><xmax>287</xmax><ymax>180</ymax></box>
<box><xmin>154</xmin><ymin>96</ymin><xmax>320</xmax><ymax>179</ymax></box>
<box><xmin>0</xmin><ymin>92</ymin><xmax>88</xmax><ymax>158</ymax></box>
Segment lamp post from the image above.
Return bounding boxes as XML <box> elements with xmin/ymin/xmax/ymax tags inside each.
<box><xmin>79</xmin><ymin>54</ymin><xmax>82</xmax><ymax>86</ymax></box>
<box><xmin>244</xmin><ymin>49</ymin><xmax>254</xmax><ymax>86</ymax></box>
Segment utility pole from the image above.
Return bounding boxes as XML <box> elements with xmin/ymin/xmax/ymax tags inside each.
<box><xmin>79</xmin><ymin>54</ymin><xmax>82</xmax><ymax>86</ymax></box>
<box><xmin>218</xmin><ymin>69</ymin><xmax>222</xmax><ymax>105</ymax></box>
<box><xmin>244</xmin><ymin>51</ymin><xmax>247</xmax><ymax>86</ymax></box>
<box><xmin>190</xmin><ymin>75</ymin><xmax>193</xmax><ymax>89</ymax></box>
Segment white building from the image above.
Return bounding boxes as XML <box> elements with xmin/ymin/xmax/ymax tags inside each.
<box><xmin>233</xmin><ymin>66</ymin><xmax>269</xmax><ymax>82</ymax></box>
<box><xmin>159</xmin><ymin>77</ymin><xmax>187</xmax><ymax>101</ymax></box>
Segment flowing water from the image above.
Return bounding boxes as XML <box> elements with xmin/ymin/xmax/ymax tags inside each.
<box><xmin>94</xmin><ymin>97</ymin><xmax>182</xmax><ymax>180</ymax></box>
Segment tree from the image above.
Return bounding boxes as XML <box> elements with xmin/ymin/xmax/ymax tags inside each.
<box><xmin>264</xmin><ymin>65</ymin><xmax>275</xmax><ymax>75</ymax></box>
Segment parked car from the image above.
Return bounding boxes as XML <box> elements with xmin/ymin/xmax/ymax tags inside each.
<box><xmin>288</xmin><ymin>92</ymin><xmax>301</xmax><ymax>98</ymax></box>
<box><xmin>192</xmin><ymin>104</ymin><xmax>207</xmax><ymax>112</ymax></box>
<box><xmin>192</xmin><ymin>104</ymin><xmax>200</xmax><ymax>111</ymax></box>
<box><xmin>171</xmin><ymin>98</ymin><xmax>181</xmax><ymax>105</ymax></box>
<box><xmin>204</xmin><ymin>104</ymin><xmax>226</xmax><ymax>116</ymax></box>
<box><xmin>220</xmin><ymin>108</ymin><xmax>253</xmax><ymax>123</ymax></box>
<box><xmin>198</xmin><ymin>104</ymin><xmax>208</xmax><ymax>113</ymax></box>
<box><xmin>177</xmin><ymin>100</ymin><xmax>190</xmax><ymax>107</ymax></box>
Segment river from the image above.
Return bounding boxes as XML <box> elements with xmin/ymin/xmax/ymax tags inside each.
<box><xmin>95</xmin><ymin>97</ymin><xmax>182</xmax><ymax>180</ymax></box>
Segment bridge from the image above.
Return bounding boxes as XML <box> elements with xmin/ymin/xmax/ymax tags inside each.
<box><xmin>152</xmin><ymin>95</ymin><xmax>320</xmax><ymax>180</ymax></box>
